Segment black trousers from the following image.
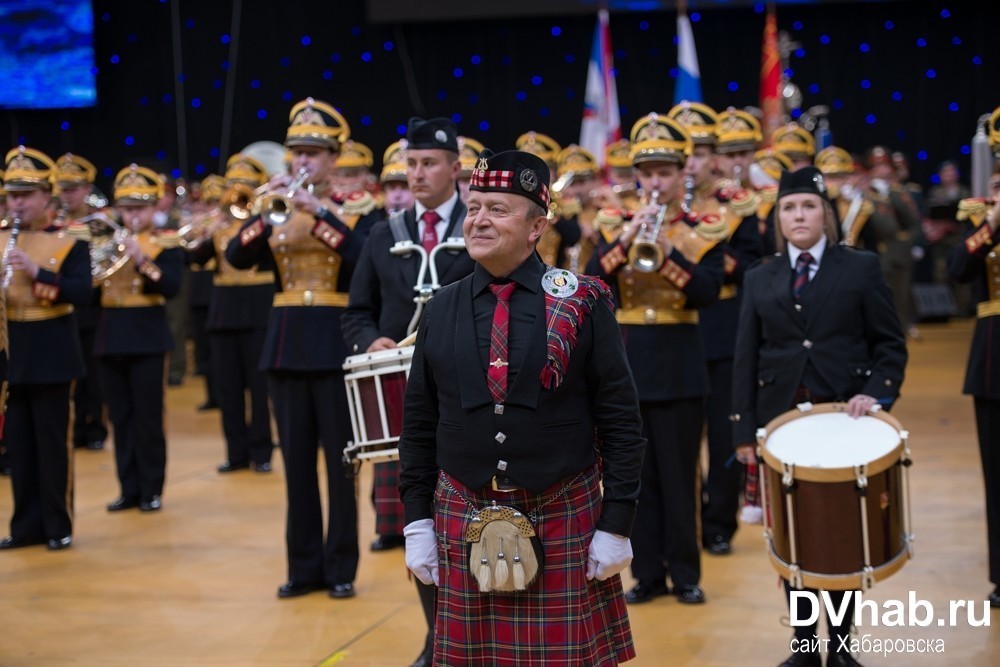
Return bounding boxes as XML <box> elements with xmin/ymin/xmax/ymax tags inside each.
<box><xmin>268</xmin><ymin>370</ymin><xmax>359</xmax><ymax>586</ymax></box>
<box><xmin>98</xmin><ymin>354</ymin><xmax>167</xmax><ymax>501</ymax></box>
<box><xmin>630</xmin><ymin>397</ymin><xmax>704</xmax><ymax>587</ymax></box>
<box><xmin>701</xmin><ymin>358</ymin><xmax>741</xmax><ymax>542</ymax></box>
<box><xmin>190</xmin><ymin>304</ymin><xmax>216</xmax><ymax>402</ymax></box>
<box><xmin>975</xmin><ymin>396</ymin><xmax>1000</xmax><ymax>585</ymax></box>
<box><xmin>6</xmin><ymin>383</ymin><xmax>73</xmax><ymax>540</ymax></box>
<box><xmin>210</xmin><ymin>329</ymin><xmax>272</xmax><ymax>466</ymax></box>
<box><xmin>72</xmin><ymin>326</ymin><xmax>107</xmax><ymax>446</ymax></box>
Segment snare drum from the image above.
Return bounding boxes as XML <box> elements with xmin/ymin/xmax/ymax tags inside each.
<box><xmin>342</xmin><ymin>347</ymin><xmax>414</xmax><ymax>465</ymax></box>
<box><xmin>757</xmin><ymin>402</ymin><xmax>914</xmax><ymax>591</ymax></box>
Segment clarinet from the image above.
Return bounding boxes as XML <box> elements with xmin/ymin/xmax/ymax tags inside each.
<box><xmin>2</xmin><ymin>214</ymin><xmax>23</xmax><ymax>290</ymax></box>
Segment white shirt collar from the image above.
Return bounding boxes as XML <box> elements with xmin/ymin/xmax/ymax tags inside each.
<box><xmin>415</xmin><ymin>192</ymin><xmax>459</xmax><ymax>231</ymax></box>
<box><xmin>788</xmin><ymin>236</ymin><xmax>827</xmax><ymax>272</ymax></box>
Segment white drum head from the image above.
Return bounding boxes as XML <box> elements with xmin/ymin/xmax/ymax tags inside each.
<box><xmin>765</xmin><ymin>412</ymin><xmax>901</xmax><ymax>469</ymax></box>
<box><xmin>342</xmin><ymin>346</ymin><xmax>414</xmax><ymax>373</ymax></box>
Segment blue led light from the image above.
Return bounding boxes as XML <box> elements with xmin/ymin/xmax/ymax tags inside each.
<box><xmin>221</xmin><ymin>60</ymin><xmax>230</xmax><ymax>71</ymax></box>
<box><xmin>808</xmin><ymin>84</ymin><xmax>819</xmax><ymax>94</ymax></box>
<box><xmin>792</xmin><ymin>21</ymin><xmax>803</xmax><ymax>30</ymax></box>
<box><xmin>926</xmin><ymin>69</ymin><xmax>936</xmax><ymax>78</ymax></box>
<box><xmin>952</xmin><ymin>36</ymin><xmax>962</xmax><ymax>46</ymax></box>
<box><xmin>451</xmin><ymin>113</ymin><xmax>462</xmax><ymax>123</ymax></box>
<box><xmin>728</xmin><ymin>82</ymin><xmax>739</xmax><ymax>92</ymax></box>
<box><xmin>791</xmin><ymin>108</ymin><xmax>802</xmax><ymax>118</ymax></box>
<box><xmin>330</xmin><ymin>53</ymin><xmax>341</xmax><ymax>63</ymax></box>
<box><xmin>820</xmin><ymin>35</ymin><xmax>830</xmax><ymax>45</ymax></box>
<box><xmin>110</xmin><ymin>54</ymin><xmax>120</xmax><ymax>64</ymax></box>
<box><xmin>212</xmin><ymin>80</ymin><xmax>222</xmax><ymax>89</ymax></box>
<box><xmin>436</xmin><ymin>90</ymin><xmax>447</xmax><ymax>101</ymax></box>
<box><xmin>184</xmin><ymin>19</ymin><xmax>194</xmax><ymax>29</ymax></box>
<box><xmin>892</xmin><ymin>91</ymin><xmax>903</xmax><ymax>101</ymax></box>
<box><xmin>501</xmin><ymin>56</ymin><xmax>512</xmax><ymax>66</ymax></box>
<box><xmin>795</xmin><ymin>48</ymin><xmax>805</xmax><ymax>58</ymax></box>
<box><xmin>60</xmin><ymin>121</ymin><xmax>70</xmax><ymax>131</ymax></box>
<box><xmin>102</xmin><ymin>167</ymin><xmax>113</xmax><ymax>177</ymax></box>
<box><xmin>551</xmin><ymin>26</ymin><xmax>562</xmax><ymax>37</ymax></box>
<box><xmin>754</xmin><ymin>4</ymin><xmax>765</xmax><ymax>14</ymax></box>
<box><xmin>961</xmin><ymin>145</ymin><xmax>971</xmax><ymax>155</ymax></box>
<box><xmin>191</xmin><ymin>98</ymin><xmax>201</xmax><ymax>108</ymax></box>
<box><xmin>396</xmin><ymin>125</ymin><xmax>406</xmax><ymax>136</ymax></box>
<box><xmin>384</xmin><ymin>41</ymin><xmax>394</xmax><ymax>51</ymax></box>
<box><xmin>784</xmin><ymin>68</ymin><xmax>794</xmax><ymax>78</ymax></box>
<box><xmin>351</xmin><ymin>26</ymin><xmax>361</xmax><ymax>37</ymax></box>
<box><xmin>101</xmin><ymin>12</ymin><xmax>110</xmax><ymax>21</ymax></box>
<box><xmin>833</xmin><ymin>99</ymin><xmax>844</xmax><ymax>109</ymax></box>
<box><xmin>453</xmin><ymin>68</ymin><xmax>463</xmax><ymax>78</ymax></box>
<box><xmin>221</xmin><ymin>34</ymin><xmax>230</xmax><ymax>45</ymax></box>
<box><xmin>209</xmin><ymin>148</ymin><xmax>220</xmax><ymax>158</ymax></box>
<box><xmin>691</xmin><ymin>13</ymin><xmax>700</xmax><ymax>22</ymax></box>
<box><xmin>195</xmin><ymin>164</ymin><xmax>205</xmax><ymax>175</ymax></box>
<box><xmin>861</xmin><ymin>80</ymin><xmax>871</xmax><ymax>89</ymax></box>
<box><xmin>279</xmin><ymin>57</ymin><xmax>290</xmax><ymax>67</ymax></box>
<box><xmin>639</xmin><ymin>21</ymin><xmax>649</xmax><ymax>31</ymax></box>
<box><xmin>127</xmin><ymin>34</ymin><xmax>137</xmax><ymax>43</ymax></box>
<box><xmin>282</xmin><ymin>91</ymin><xmax>292</xmax><ymax>101</ymax></box>
<box><xmin>125</xmin><ymin>136</ymin><xmax>135</xmax><ymax>146</ymax></box>
<box><xmin>972</xmin><ymin>56</ymin><xmax>982</xmax><ymax>65</ymax></box>
<box><xmin>257</xmin><ymin>109</ymin><xmax>267</xmax><ymax>119</ymax></box>
<box><xmin>916</xmin><ymin>38</ymin><xmax>927</xmax><ymax>47</ymax></box>
<box><xmin>540</xmin><ymin>107</ymin><xmax>551</xmax><ymax>117</ymax></box>
<box><xmin>251</xmin><ymin>79</ymin><xmax>261</xmax><ymax>89</ymax></box>
<box><xmin>479</xmin><ymin>121</ymin><xmax>490</xmax><ymax>131</ymax></box>
<box><xmin>139</xmin><ymin>96</ymin><xmax>149</xmax><ymax>106</ymax></box>
<box><xmin>301</xmin><ymin>36</ymin><xmax>312</xmax><ymax>46</ymax></box>
<box><xmin>361</xmin><ymin>116</ymin><xmax>372</xmax><ymax>126</ymax></box>
<box><xmin>469</xmin><ymin>93</ymin><xmax>479</xmax><ymax>104</ymax></box>
<box><xmin>171</xmin><ymin>169</ymin><xmax>182</xmax><ymax>179</ymax></box>
<box><xmin>949</xmin><ymin>102</ymin><xmax>959</xmax><ymax>111</ymax></box>
<box><xmin>531</xmin><ymin>75</ymin><xmax>543</xmax><ymax>86</ymax></box>
<box><xmin>917</xmin><ymin>151</ymin><xmax>928</xmax><ymax>161</ymax></box>
<box><xmin>155</xmin><ymin>151</ymin><xmax>166</xmax><ymax>161</ymax></box>
<box><xmin>884</xmin><ymin>20</ymin><xmax>894</xmax><ymax>30</ymax></box>
<box><xmin>865</xmin><ymin>114</ymin><xmax>876</xmax><ymax>124</ymax></box>
<box><xmin>859</xmin><ymin>43</ymin><xmax>870</xmax><ymax>53</ymax></box>
<box><xmin>322</xmin><ymin>70</ymin><xmax>333</xmax><ymax>80</ymax></box>
<box><xmin>565</xmin><ymin>54</ymin><xmax>575</xmax><ymax>64</ymax></box>
<box><xmin>516</xmin><ymin>91</ymin><xmax>527</xmax><ymax>101</ymax></box>
<box><xmin>471</xmin><ymin>55</ymin><xmax>481</xmax><ymax>65</ymax></box>
<box><xmin>669</xmin><ymin>67</ymin><xmax>678</xmax><ymax>79</ymax></box>
<box><xmin>361</xmin><ymin>52</ymin><xmax>372</xmax><ymax>62</ymax></box>
<box><xmin>162</xmin><ymin>94</ymin><xmax>172</xmax><ymax>104</ymax></box>
<box><xmin>940</xmin><ymin>9</ymin><xmax>951</xmax><ymax>18</ymax></box>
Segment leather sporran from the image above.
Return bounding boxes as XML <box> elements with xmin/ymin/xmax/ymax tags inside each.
<box><xmin>465</xmin><ymin>502</ymin><xmax>543</xmax><ymax>593</ymax></box>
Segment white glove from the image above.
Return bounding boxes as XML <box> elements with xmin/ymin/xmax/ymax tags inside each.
<box><xmin>870</xmin><ymin>178</ymin><xmax>890</xmax><ymax>196</ymax></box>
<box><xmin>404</xmin><ymin>519</ymin><xmax>439</xmax><ymax>586</ymax></box>
<box><xmin>586</xmin><ymin>530</ymin><xmax>633</xmax><ymax>581</ymax></box>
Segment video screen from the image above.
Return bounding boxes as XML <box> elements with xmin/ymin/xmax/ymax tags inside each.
<box><xmin>0</xmin><ymin>0</ymin><xmax>97</xmax><ymax>109</ymax></box>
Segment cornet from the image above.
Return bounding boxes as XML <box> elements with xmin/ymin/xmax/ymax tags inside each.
<box><xmin>627</xmin><ymin>190</ymin><xmax>668</xmax><ymax>273</ymax></box>
<box><xmin>257</xmin><ymin>168</ymin><xmax>310</xmax><ymax>226</ymax></box>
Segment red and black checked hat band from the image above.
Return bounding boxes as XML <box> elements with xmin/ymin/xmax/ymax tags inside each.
<box><xmin>469</xmin><ymin>149</ymin><xmax>551</xmax><ymax>209</ymax></box>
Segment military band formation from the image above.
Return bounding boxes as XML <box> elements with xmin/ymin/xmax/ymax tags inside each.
<box><xmin>1</xmin><ymin>97</ymin><xmax>999</xmax><ymax>667</ymax></box>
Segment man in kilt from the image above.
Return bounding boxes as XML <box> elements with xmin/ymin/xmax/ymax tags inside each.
<box><xmin>399</xmin><ymin>148</ymin><xmax>645</xmax><ymax>665</ymax></box>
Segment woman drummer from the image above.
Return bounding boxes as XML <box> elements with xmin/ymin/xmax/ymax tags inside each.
<box><xmin>731</xmin><ymin>166</ymin><xmax>907</xmax><ymax>667</ymax></box>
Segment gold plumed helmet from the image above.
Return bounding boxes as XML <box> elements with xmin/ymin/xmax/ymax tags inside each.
<box><xmin>667</xmin><ymin>101</ymin><xmax>719</xmax><ymax>146</ymax></box>
<box><xmin>199</xmin><ymin>174</ymin><xmax>227</xmax><ymax>203</ymax></box>
<box><xmin>815</xmin><ymin>146</ymin><xmax>854</xmax><ymax>176</ymax></box>
<box><xmin>772</xmin><ymin>123</ymin><xmax>816</xmax><ymax>161</ymax></box>
<box><xmin>54</xmin><ymin>153</ymin><xmax>97</xmax><ymax>187</ymax></box>
<box><xmin>113</xmin><ymin>163</ymin><xmax>164</xmax><ymax>203</ymax></box>
<box><xmin>3</xmin><ymin>145</ymin><xmax>55</xmax><ymax>192</ymax></box>
<box><xmin>716</xmin><ymin>108</ymin><xmax>763</xmax><ymax>154</ymax></box>
<box><xmin>335</xmin><ymin>140</ymin><xmax>374</xmax><ymax>170</ymax></box>
<box><xmin>629</xmin><ymin>112</ymin><xmax>692</xmax><ymax>166</ymax></box>
<box><xmin>285</xmin><ymin>97</ymin><xmax>350</xmax><ymax>150</ymax></box>
<box><xmin>515</xmin><ymin>131</ymin><xmax>561</xmax><ymax>167</ymax></box>
<box><xmin>458</xmin><ymin>136</ymin><xmax>485</xmax><ymax>178</ymax></box>
<box><xmin>556</xmin><ymin>144</ymin><xmax>599</xmax><ymax>177</ymax></box>
<box><xmin>225</xmin><ymin>153</ymin><xmax>268</xmax><ymax>188</ymax></box>
<box><xmin>380</xmin><ymin>139</ymin><xmax>408</xmax><ymax>184</ymax></box>
<box><xmin>605</xmin><ymin>139</ymin><xmax>632</xmax><ymax>170</ymax></box>
<box><xmin>753</xmin><ymin>148</ymin><xmax>794</xmax><ymax>181</ymax></box>
<box><xmin>990</xmin><ymin>106</ymin><xmax>1000</xmax><ymax>151</ymax></box>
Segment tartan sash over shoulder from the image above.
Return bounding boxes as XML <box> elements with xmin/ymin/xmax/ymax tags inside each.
<box><xmin>540</xmin><ymin>270</ymin><xmax>613</xmax><ymax>391</ymax></box>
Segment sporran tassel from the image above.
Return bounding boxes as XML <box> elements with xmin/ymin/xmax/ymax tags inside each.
<box><xmin>494</xmin><ymin>538</ymin><xmax>509</xmax><ymax>587</ymax></box>
<box><xmin>476</xmin><ymin>556</ymin><xmax>492</xmax><ymax>592</ymax></box>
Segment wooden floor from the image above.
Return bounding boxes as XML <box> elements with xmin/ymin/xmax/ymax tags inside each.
<box><xmin>1</xmin><ymin>319</ymin><xmax>998</xmax><ymax>666</ymax></box>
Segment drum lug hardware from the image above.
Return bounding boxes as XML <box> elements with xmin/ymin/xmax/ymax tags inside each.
<box><xmin>862</xmin><ymin>566</ymin><xmax>875</xmax><ymax>591</ymax></box>
<box><xmin>782</xmin><ymin>463</ymin><xmax>794</xmax><ymax>488</ymax></box>
<box><xmin>905</xmin><ymin>533</ymin><xmax>915</xmax><ymax>558</ymax></box>
<box><xmin>788</xmin><ymin>565</ymin><xmax>803</xmax><ymax>590</ymax></box>
<box><xmin>855</xmin><ymin>466</ymin><xmax>868</xmax><ymax>493</ymax></box>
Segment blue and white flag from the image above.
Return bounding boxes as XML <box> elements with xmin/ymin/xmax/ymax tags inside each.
<box><xmin>674</xmin><ymin>11</ymin><xmax>702</xmax><ymax>104</ymax></box>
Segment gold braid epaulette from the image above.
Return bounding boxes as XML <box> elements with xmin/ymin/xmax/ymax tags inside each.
<box><xmin>694</xmin><ymin>214</ymin><xmax>730</xmax><ymax>241</ymax></box>
<box><xmin>727</xmin><ymin>189</ymin><xmax>760</xmax><ymax>218</ymax></box>
<box><xmin>340</xmin><ymin>191</ymin><xmax>375</xmax><ymax>216</ymax></box>
<box><xmin>957</xmin><ymin>198</ymin><xmax>991</xmax><ymax>228</ymax></box>
<box><xmin>66</xmin><ymin>222</ymin><xmax>91</xmax><ymax>242</ymax></box>
<box><xmin>152</xmin><ymin>230</ymin><xmax>182</xmax><ymax>249</ymax></box>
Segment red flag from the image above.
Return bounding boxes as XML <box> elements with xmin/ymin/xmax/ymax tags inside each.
<box><xmin>760</xmin><ymin>4</ymin><xmax>781</xmax><ymax>147</ymax></box>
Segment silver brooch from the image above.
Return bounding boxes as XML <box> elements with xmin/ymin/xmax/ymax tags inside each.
<box><xmin>813</xmin><ymin>172</ymin><xmax>827</xmax><ymax>194</ymax></box>
<box><xmin>541</xmin><ymin>268</ymin><xmax>578</xmax><ymax>298</ymax></box>
<box><xmin>520</xmin><ymin>169</ymin><xmax>538</xmax><ymax>193</ymax></box>
<box><xmin>435</xmin><ymin>129</ymin><xmax>448</xmax><ymax>144</ymax></box>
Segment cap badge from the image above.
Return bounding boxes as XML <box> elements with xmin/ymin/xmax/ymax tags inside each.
<box><xmin>435</xmin><ymin>129</ymin><xmax>448</xmax><ymax>144</ymax></box>
<box><xmin>541</xmin><ymin>268</ymin><xmax>579</xmax><ymax>298</ymax></box>
<box><xmin>519</xmin><ymin>169</ymin><xmax>538</xmax><ymax>193</ymax></box>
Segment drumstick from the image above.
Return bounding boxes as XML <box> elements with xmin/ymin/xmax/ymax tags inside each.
<box><xmin>396</xmin><ymin>331</ymin><xmax>418</xmax><ymax>347</ymax></box>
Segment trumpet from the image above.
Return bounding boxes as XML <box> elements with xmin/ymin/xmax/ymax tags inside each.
<box><xmin>627</xmin><ymin>190</ymin><xmax>668</xmax><ymax>273</ymax></box>
<box><xmin>257</xmin><ymin>168</ymin><xmax>310</xmax><ymax>226</ymax></box>
<box><xmin>680</xmin><ymin>174</ymin><xmax>695</xmax><ymax>215</ymax></box>
<box><xmin>2</xmin><ymin>213</ymin><xmax>23</xmax><ymax>289</ymax></box>
<box><xmin>177</xmin><ymin>209</ymin><xmax>224</xmax><ymax>249</ymax></box>
<box><xmin>224</xmin><ymin>182</ymin><xmax>255</xmax><ymax>220</ymax></box>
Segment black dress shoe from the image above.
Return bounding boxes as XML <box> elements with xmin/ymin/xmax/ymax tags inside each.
<box><xmin>253</xmin><ymin>461</ymin><xmax>273</xmax><ymax>473</ymax></box>
<box><xmin>140</xmin><ymin>496</ymin><xmax>162</xmax><ymax>512</ymax></box>
<box><xmin>329</xmin><ymin>582</ymin><xmax>356</xmax><ymax>599</ymax></box>
<box><xmin>989</xmin><ymin>586</ymin><xmax>1000</xmax><ymax>608</ymax></box>
<box><xmin>276</xmin><ymin>581</ymin><xmax>324</xmax><ymax>599</ymax></box>
<box><xmin>217</xmin><ymin>460</ymin><xmax>250</xmax><ymax>473</ymax></box>
<box><xmin>777</xmin><ymin>652</ymin><xmax>821</xmax><ymax>667</ymax></box>
<box><xmin>675</xmin><ymin>583</ymin><xmax>706</xmax><ymax>604</ymax></box>
<box><xmin>47</xmin><ymin>536</ymin><xmax>72</xmax><ymax>550</ymax></box>
<box><xmin>197</xmin><ymin>400</ymin><xmax>219</xmax><ymax>411</ymax></box>
<box><xmin>370</xmin><ymin>535</ymin><xmax>406</xmax><ymax>551</ymax></box>
<box><xmin>86</xmin><ymin>440</ymin><xmax>105</xmax><ymax>451</ymax></box>
<box><xmin>168</xmin><ymin>375</ymin><xmax>184</xmax><ymax>387</ymax></box>
<box><xmin>826</xmin><ymin>652</ymin><xmax>863</xmax><ymax>667</ymax></box>
<box><xmin>624</xmin><ymin>580</ymin><xmax>670</xmax><ymax>604</ymax></box>
<box><xmin>0</xmin><ymin>535</ymin><xmax>45</xmax><ymax>550</ymax></box>
<box><xmin>106</xmin><ymin>497</ymin><xmax>140</xmax><ymax>512</ymax></box>
<box><xmin>704</xmin><ymin>534</ymin><xmax>733</xmax><ymax>555</ymax></box>
<box><xmin>410</xmin><ymin>647</ymin><xmax>432</xmax><ymax>667</ymax></box>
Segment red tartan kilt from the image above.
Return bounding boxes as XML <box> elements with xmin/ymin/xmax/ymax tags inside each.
<box><xmin>372</xmin><ymin>460</ymin><xmax>405</xmax><ymax>536</ymax></box>
<box><xmin>433</xmin><ymin>465</ymin><xmax>635</xmax><ymax>666</ymax></box>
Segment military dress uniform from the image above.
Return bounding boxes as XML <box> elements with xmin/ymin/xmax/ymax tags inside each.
<box><xmin>52</xmin><ymin>152</ymin><xmax>109</xmax><ymax>451</ymax></box>
<box><xmin>226</xmin><ymin>98</ymin><xmax>377</xmax><ymax>597</ymax></box>
<box><xmin>540</xmin><ymin>144</ymin><xmax>602</xmax><ymax>273</ymax></box>
<box><xmin>948</xmin><ymin>174</ymin><xmax>1000</xmax><ymax>605</ymax></box>
<box><xmin>189</xmin><ymin>155</ymin><xmax>275</xmax><ymax>472</ymax></box>
<box><xmin>669</xmin><ymin>102</ymin><xmax>766</xmax><ymax>553</ymax></box>
<box><xmin>0</xmin><ymin>147</ymin><xmax>92</xmax><ymax>551</ymax></box>
<box><xmin>399</xmin><ymin>150</ymin><xmax>644</xmax><ymax>666</ymax></box>
<box><xmin>96</xmin><ymin>165</ymin><xmax>184</xmax><ymax>512</ymax></box>
<box><xmin>587</xmin><ymin>114</ymin><xmax>724</xmax><ymax>603</ymax></box>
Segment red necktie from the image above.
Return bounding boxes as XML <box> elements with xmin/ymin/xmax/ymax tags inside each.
<box><xmin>487</xmin><ymin>282</ymin><xmax>517</xmax><ymax>403</ymax></box>
<box><xmin>792</xmin><ymin>252</ymin><xmax>814</xmax><ymax>301</ymax></box>
<box><xmin>420</xmin><ymin>210</ymin><xmax>441</xmax><ymax>253</ymax></box>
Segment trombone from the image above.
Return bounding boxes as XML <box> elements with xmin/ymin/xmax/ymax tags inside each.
<box><xmin>257</xmin><ymin>168</ymin><xmax>310</xmax><ymax>226</ymax></box>
<box><xmin>627</xmin><ymin>190</ymin><xmax>668</xmax><ymax>273</ymax></box>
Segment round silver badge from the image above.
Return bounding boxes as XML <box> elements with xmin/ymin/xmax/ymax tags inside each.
<box><xmin>541</xmin><ymin>268</ymin><xmax>579</xmax><ymax>298</ymax></box>
<box><xmin>520</xmin><ymin>169</ymin><xmax>538</xmax><ymax>193</ymax></box>
<box><xmin>435</xmin><ymin>129</ymin><xmax>448</xmax><ymax>144</ymax></box>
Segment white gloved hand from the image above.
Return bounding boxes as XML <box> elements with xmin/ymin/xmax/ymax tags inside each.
<box><xmin>870</xmin><ymin>178</ymin><xmax>890</xmax><ymax>196</ymax></box>
<box><xmin>586</xmin><ymin>530</ymin><xmax>633</xmax><ymax>581</ymax></box>
<box><xmin>404</xmin><ymin>519</ymin><xmax>439</xmax><ymax>586</ymax></box>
